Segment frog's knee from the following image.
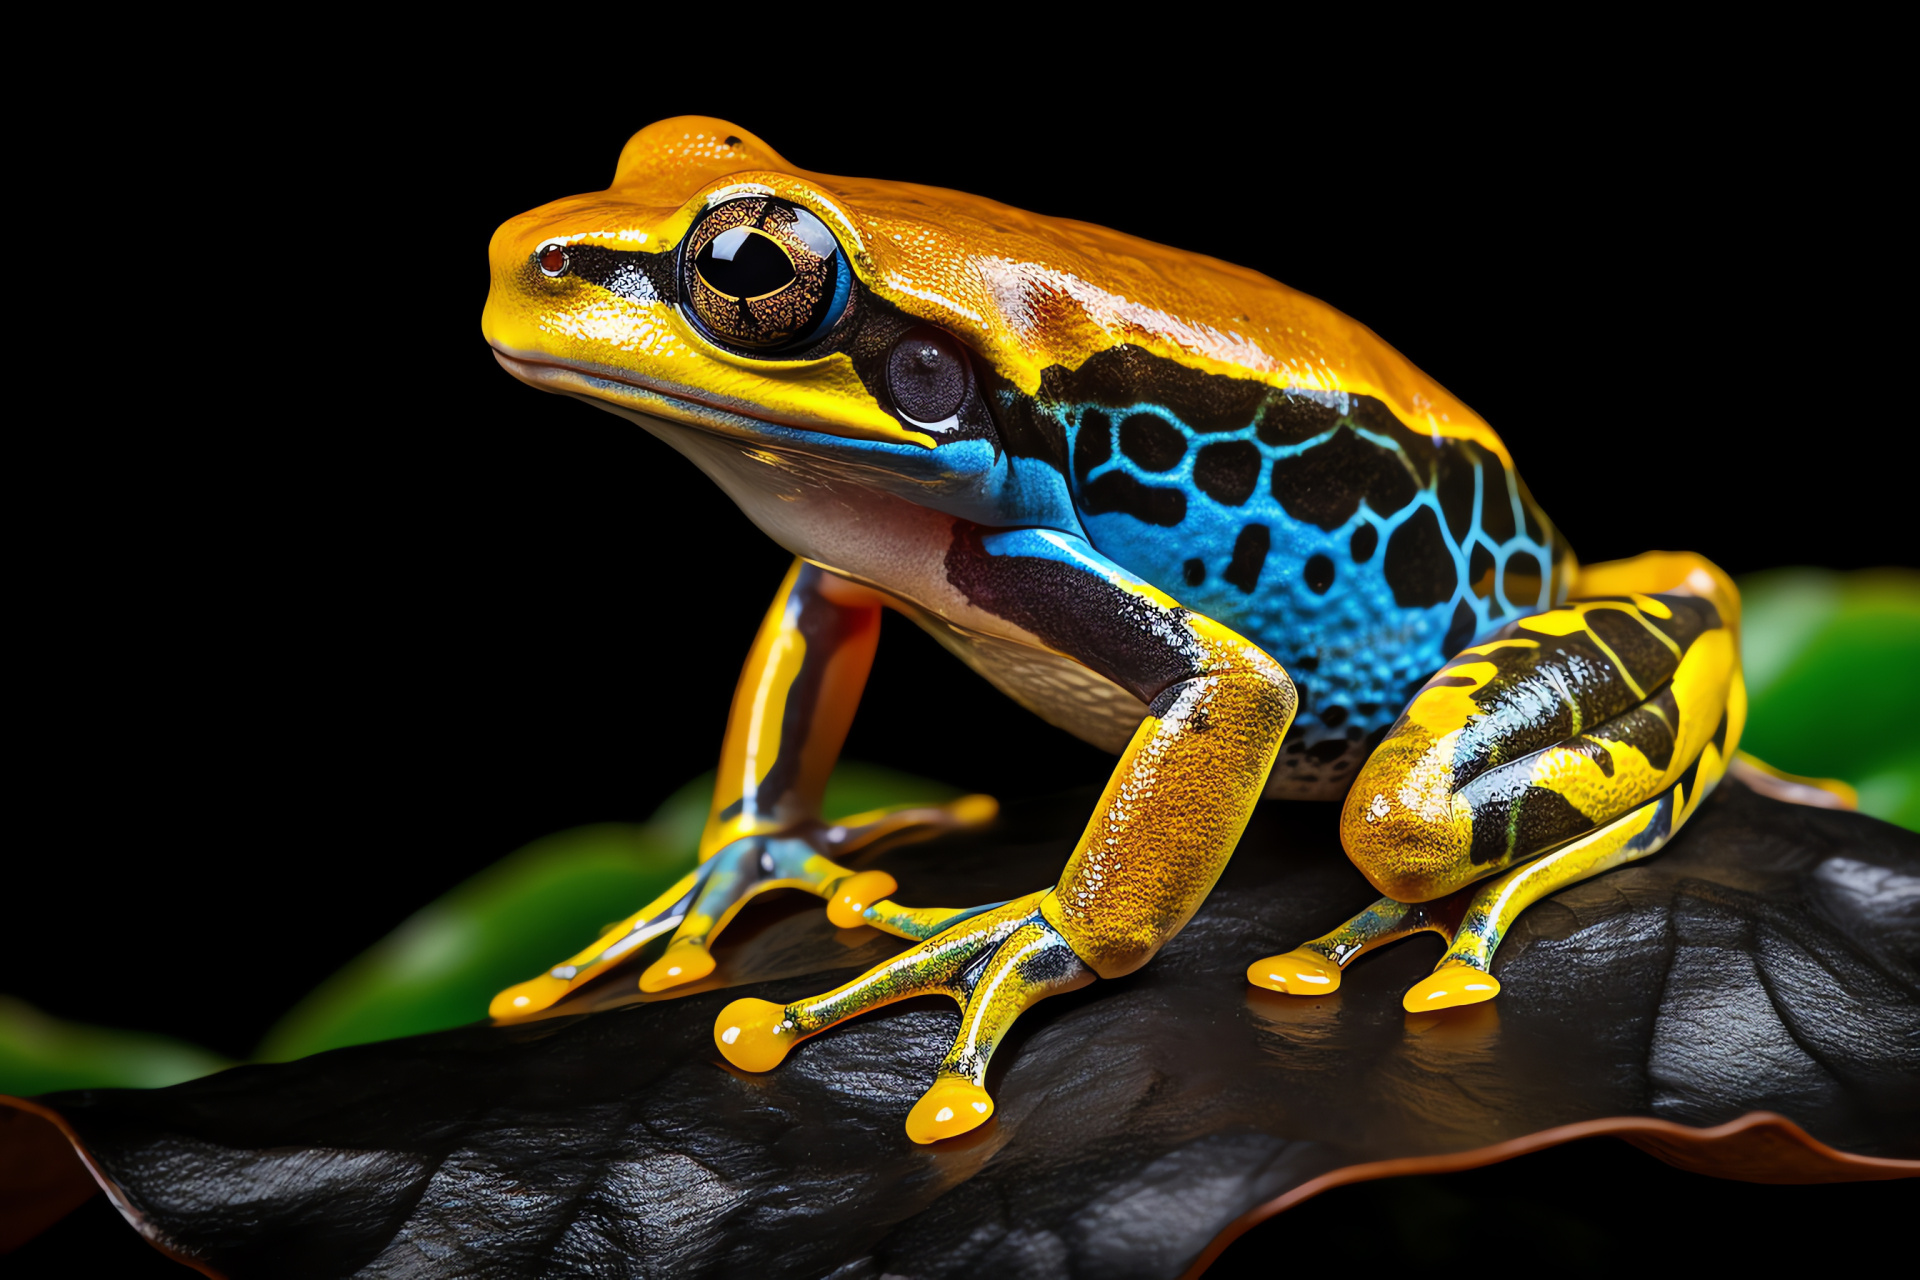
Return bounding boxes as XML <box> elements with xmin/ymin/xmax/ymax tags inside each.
<box><xmin>1338</xmin><ymin>730</ymin><xmax>1475</xmax><ymax>903</ymax></box>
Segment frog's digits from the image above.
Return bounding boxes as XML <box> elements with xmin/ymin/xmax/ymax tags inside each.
<box><xmin>483</xmin><ymin>118</ymin><xmax>1820</xmax><ymax>1143</ymax></box>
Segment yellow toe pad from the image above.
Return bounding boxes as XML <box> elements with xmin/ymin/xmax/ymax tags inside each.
<box><xmin>1403</xmin><ymin>967</ymin><xmax>1501</xmax><ymax>1012</ymax></box>
<box><xmin>490</xmin><ymin>974</ymin><xmax>571</xmax><ymax>1019</ymax></box>
<box><xmin>948</xmin><ymin>794</ymin><xmax>1000</xmax><ymax>826</ymax></box>
<box><xmin>826</xmin><ymin>871</ymin><xmax>899</xmax><ymax>929</ymax></box>
<box><xmin>905</xmin><ymin>1078</ymin><xmax>994</xmax><ymax>1144</ymax></box>
<box><xmin>640</xmin><ymin>940</ymin><xmax>715</xmax><ymax>993</ymax></box>
<box><xmin>1246</xmin><ymin>948</ymin><xmax>1341</xmax><ymax>996</ymax></box>
<box><xmin>714</xmin><ymin>998</ymin><xmax>798</xmax><ymax>1072</ymax></box>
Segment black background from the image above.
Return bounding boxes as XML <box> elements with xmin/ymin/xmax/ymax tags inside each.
<box><xmin>8</xmin><ymin>33</ymin><xmax>1912</xmax><ymax>1277</ymax></box>
<box><xmin>12</xmin><ymin>51</ymin><xmax>1904</xmax><ymax>1065</ymax></box>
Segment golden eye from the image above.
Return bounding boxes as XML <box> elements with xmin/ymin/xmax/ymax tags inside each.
<box><xmin>681</xmin><ymin>198</ymin><xmax>851</xmax><ymax>352</ymax></box>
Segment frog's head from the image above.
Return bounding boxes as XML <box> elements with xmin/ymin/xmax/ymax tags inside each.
<box><xmin>485</xmin><ymin>116</ymin><xmax>1501</xmax><ymax>538</ymax></box>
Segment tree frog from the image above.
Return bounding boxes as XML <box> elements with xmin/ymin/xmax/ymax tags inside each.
<box><xmin>482</xmin><ymin>117</ymin><xmax>1759</xmax><ymax>1145</ymax></box>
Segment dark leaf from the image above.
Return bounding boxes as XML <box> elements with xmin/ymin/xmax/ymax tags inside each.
<box><xmin>6</xmin><ymin>783</ymin><xmax>1917</xmax><ymax>1278</ymax></box>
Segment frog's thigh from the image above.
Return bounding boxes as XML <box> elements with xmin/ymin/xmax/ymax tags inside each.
<box><xmin>1344</xmin><ymin>551</ymin><xmax>1743</xmax><ymax>901</ymax></box>
<box><xmin>1254</xmin><ymin>552</ymin><xmax>1744</xmax><ymax>1004</ymax></box>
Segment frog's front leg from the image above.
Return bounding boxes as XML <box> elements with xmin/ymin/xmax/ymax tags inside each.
<box><xmin>491</xmin><ymin>559</ymin><xmax>994</xmax><ymax>1017</ymax></box>
<box><xmin>1252</xmin><ymin>551</ymin><xmax>1745</xmax><ymax>1011</ymax></box>
<box><xmin>716</xmin><ymin>527</ymin><xmax>1298</xmax><ymax>1142</ymax></box>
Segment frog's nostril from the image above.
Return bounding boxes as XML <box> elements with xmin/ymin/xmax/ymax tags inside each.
<box><xmin>537</xmin><ymin>244</ymin><xmax>570</xmax><ymax>277</ymax></box>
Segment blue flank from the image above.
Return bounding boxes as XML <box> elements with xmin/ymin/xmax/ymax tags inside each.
<box><xmin>1065</xmin><ymin>403</ymin><xmax>1560</xmax><ymax>745</ymax></box>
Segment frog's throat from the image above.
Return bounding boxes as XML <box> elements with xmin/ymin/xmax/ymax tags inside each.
<box><xmin>488</xmin><ymin>346</ymin><xmax>936</xmax><ymax>451</ymax></box>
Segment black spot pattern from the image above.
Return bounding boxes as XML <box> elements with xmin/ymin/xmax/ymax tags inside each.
<box><xmin>1353</xmin><ymin>399</ymin><xmax>1457</xmax><ymax>488</ymax></box>
<box><xmin>1523</xmin><ymin>501</ymin><xmax>1546</xmax><ymax>544</ymax></box>
<box><xmin>1182</xmin><ymin>558</ymin><xmax>1205</xmax><ymax>587</ymax></box>
<box><xmin>1080</xmin><ymin>472</ymin><xmax>1188</xmax><ymax>526</ymax></box>
<box><xmin>1382</xmin><ymin>507</ymin><xmax>1456</xmax><ymax>608</ymax></box>
<box><xmin>1224</xmin><ymin>525</ymin><xmax>1271</xmax><ymax>593</ymax></box>
<box><xmin>1256</xmin><ymin>394</ymin><xmax>1342</xmax><ymax>445</ymax></box>
<box><xmin>1470</xmin><ymin>544</ymin><xmax>1497</xmax><ymax>598</ymax></box>
<box><xmin>1349</xmin><ymin>523</ymin><xmax>1378</xmax><ymax>563</ymax></box>
<box><xmin>1304</xmin><ymin>554</ymin><xmax>1336</xmax><ymax>594</ymax></box>
<box><xmin>1073</xmin><ymin>409</ymin><xmax>1111</xmax><ymax>483</ymax></box>
<box><xmin>1270</xmin><ymin>427</ymin><xmax>1419</xmax><ymax>531</ymax></box>
<box><xmin>1502</xmin><ymin>551</ymin><xmax>1543</xmax><ymax>608</ymax></box>
<box><xmin>1442</xmin><ymin>598</ymin><xmax>1478</xmax><ymax>659</ymax></box>
<box><xmin>1193</xmin><ymin>442</ymin><xmax>1261</xmax><ymax>506</ymax></box>
<box><xmin>1436</xmin><ymin>452</ymin><xmax>1479</xmax><ymax>543</ymax></box>
<box><xmin>1118</xmin><ymin>413</ymin><xmax>1187</xmax><ymax>471</ymax></box>
<box><xmin>1320</xmin><ymin>704</ymin><xmax>1349</xmax><ymax>728</ymax></box>
<box><xmin>1481</xmin><ymin>473</ymin><xmax>1517</xmax><ymax>542</ymax></box>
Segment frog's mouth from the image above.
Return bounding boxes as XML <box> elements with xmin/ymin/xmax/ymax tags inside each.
<box><xmin>488</xmin><ymin>345</ymin><xmax>936</xmax><ymax>452</ymax></box>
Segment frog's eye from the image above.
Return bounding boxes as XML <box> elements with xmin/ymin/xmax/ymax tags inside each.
<box><xmin>536</xmin><ymin>243</ymin><xmax>570</xmax><ymax>277</ymax></box>
<box><xmin>680</xmin><ymin>197</ymin><xmax>852</xmax><ymax>353</ymax></box>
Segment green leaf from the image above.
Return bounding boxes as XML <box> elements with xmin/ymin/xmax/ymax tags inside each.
<box><xmin>1738</xmin><ymin>568</ymin><xmax>1920</xmax><ymax>830</ymax></box>
<box><xmin>0</xmin><ymin>996</ymin><xmax>232</xmax><ymax>1096</ymax></box>
<box><xmin>255</xmin><ymin>761</ymin><xmax>960</xmax><ymax>1061</ymax></box>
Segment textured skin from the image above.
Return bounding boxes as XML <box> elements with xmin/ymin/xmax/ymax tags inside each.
<box><xmin>1045</xmin><ymin>612</ymin><xmax>1295</xmax><ymax>976</ymax></box>
<box><xmin>11</xmin><ymin>785</ymin><xmax>1916</xmax><ymax>1278</ymax></box>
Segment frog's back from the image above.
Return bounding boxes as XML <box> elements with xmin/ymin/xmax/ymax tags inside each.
<box><xmin>791</xmin><ymin>141</ymin><xmax>1574</xmax><ymax>788</ymax></box>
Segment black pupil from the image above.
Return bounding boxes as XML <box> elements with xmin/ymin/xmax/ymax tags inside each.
<box><xmin>696</xmin><ymin>230</ymin><xmax>795</xmax><ymax>300</ymax></box>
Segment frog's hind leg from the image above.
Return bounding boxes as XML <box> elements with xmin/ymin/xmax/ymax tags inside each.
<box><xmin>1402</xmin><ymin>779</ymin><xmax>1695</xmax><ymax>1009</ymax></box>
<box><xmin>716</xmin><ymin>890</ymin><xmax>1095</xmax><ymax>1142</ymax></box>
<box><xmin>491</xmin><ymin>560</ymin><xmax>995</xmax><ymax>1018</ymax></box>
<box><xmin>1253</xmin><ymin>551</ymin><xmax>1745</xmax><ymax>1010</ymax></box>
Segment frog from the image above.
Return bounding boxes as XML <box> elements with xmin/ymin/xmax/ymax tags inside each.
<box><xmin>479</xmin><ymin>116</ymin><xmax>1786</xmax><ymax>1146</ymax></box>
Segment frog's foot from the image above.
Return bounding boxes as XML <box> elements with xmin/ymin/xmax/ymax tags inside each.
<box><xmin>490</xmin><ymin>794</ymin><xmax>997</xmax><ymax>1018</ymax></box>
<box><xmin>1254</xmin><ymin>784</ymin><xmax>1688</xmax><ymax>1013</ymax></box>
<box><xmin>1247</xmin><ymin>890</ymin><xmax>1471</xmax><ymax>999</ymax></box>
<box><xmin>714</xmin><ymin>889</ymin><xmax>1094</xmax><ymax>1143</ymax></box>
